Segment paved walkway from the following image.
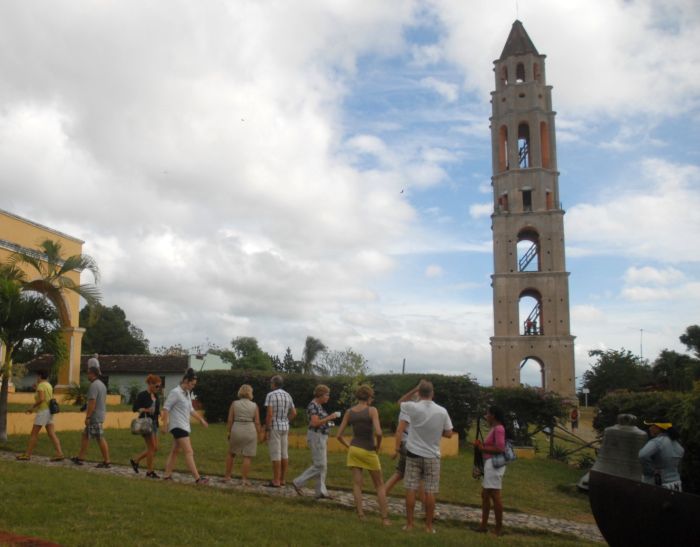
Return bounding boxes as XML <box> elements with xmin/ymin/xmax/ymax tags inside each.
<box><xmin>2</xmin><ymin>452</ymin><xmax>603</xmax><ymax>543</ymax></box>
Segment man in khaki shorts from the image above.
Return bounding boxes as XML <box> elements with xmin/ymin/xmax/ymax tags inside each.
<box><xmin>263</xmin><ymin>375</ymin><xmax>296</xmax><ymax>487</ymax></box>
<box><xmin>398</xmin><ymin>380</ymin><xmax>453</xmax><ymax>533</ymax></box>
<box><xmin>71</xmin><ymin>365</ymin><xmax>111</xmax><ymax>468</ymax></box>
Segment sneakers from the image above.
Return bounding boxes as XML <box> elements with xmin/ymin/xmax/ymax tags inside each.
<box><xmin>95</xmin><ymin>462</ymin><xmax>111</xmax><ymax>469</ymax></box>
<box><xmin>146</xmin><ymin>471</ymin><xmax>160</xmax><ymax>479</ymax></box>
<box><xmin>130</xmin><ymin>458</ymin><xmax>139</xmax><ymax>473</ymax></box>
<box><xmin>70</xmin><ymin>457</ymin><xmax>84</xmax><ymax>466</ymax></box>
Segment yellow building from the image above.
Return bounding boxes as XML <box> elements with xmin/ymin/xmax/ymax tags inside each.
<box><xmin>0</xmin><ymin>208</ymin><xmax>85</xmax><ymax>388</ymax></box>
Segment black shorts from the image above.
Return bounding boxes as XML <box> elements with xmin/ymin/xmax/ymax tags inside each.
<box><xmin>171</xmin><ymin>428</ymin><xmax>190</xmax><ymax>439</ymax></box>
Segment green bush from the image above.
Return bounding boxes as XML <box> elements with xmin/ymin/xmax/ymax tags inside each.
<box><xmin>375</xmin><ymin>401</ymin><xmax>400</xmax><ymax>431</ymax></box>
<box><xmin>483</xmin><ymin>386</ymin><xmax>568</xmax><ymax>446</ymax></box>
<box><xmin>593</xmin><ymin>386</ymin><xmax>700</xmax><ymax>493</ymax></box>
<box><xmin>194</xmin><ymin>370</ymin><xmax>349</xmax><ymax>424</ymax></box>
<box><xmin>64</xmin><ymin>380</ymin><xmax>89</xmax><ymax>406</ymax></box>
<box><xmin>195</xmin><ymin>371</ymin><xmax>481</xmax><ymax>438</ymax></box>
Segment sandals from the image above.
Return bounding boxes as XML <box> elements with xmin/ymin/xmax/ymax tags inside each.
<box><xmin>15</xmin><ymin>454</ymin><xmax>30</xmax><ymax>461</ymax></box>
<box><xmin>195</xmin><ymin>477</ymin><xmax>209</xmax><ymax>485</ymax></box>
<box><xmin>292</xmin><ymin>482</ymin><xmax>303</xmax><ymax>496</ymax></box>
<box><xmin>146</xmin><ymin>471</ymin><xmax>160</xmax><ymax>479</ymax></box>
<box><xmin>130</xmin><ymin>458</ymin><xmax>140</xmax><ymax>473</ymax></box>
<box><xmin>50</xmin><ymin>456</ymin><xmax>65</xmax><ymax>462</ymax></box>
<box><xmin>264</xmin><ymin>481</ymin><xmax>281</xmax><ymax>488</ymax></box>
<box><xmin>162</xmin><ymin>476</ymin><xmax>173</xmax><ymax>481</ymax></box>
<box><xmin>95</xmin><ymin>462</ymin><xmax>111</xmax><ymax>469</ymax></box>
<box><xmin>70</xmin><ymin>457</ymin><xmax>84</xmax><ymax>466</ymax></box>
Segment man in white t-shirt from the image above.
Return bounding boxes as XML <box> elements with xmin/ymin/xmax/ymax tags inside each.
<box><xmin>398</xmin><ymin>380</ymin><xmax>453</xmax><ymax>533</ymax></box>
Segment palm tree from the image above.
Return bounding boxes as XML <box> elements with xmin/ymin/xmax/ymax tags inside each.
<box><xmin>7</xmin><ymin>239</ymin><xmax>100</xmax><ymax>325</ymax></box>
<box><xmin>301</xmin><ymin>336</ymin><xmax>327</xmax><ymax>375</ymax></box>
<box><xmin>0</xmin><ymin>277</ymin><xmax>64</xmax><ymax>442</ymax></box>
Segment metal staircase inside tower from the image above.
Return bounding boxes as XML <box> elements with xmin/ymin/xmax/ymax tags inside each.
<box><xmin>523</xmin><ymin>303</ymin><xmax>542</xmax><ymax>335</ymax></box>
<box><xmin>518</xmin><ymin>242</ymin><xmax>538</xmax><ymax>271</ymax></box>
<box><xmin>519</xmin><ymin>142</ymin><xmax>529</xmax><ymax>168</ymax></box>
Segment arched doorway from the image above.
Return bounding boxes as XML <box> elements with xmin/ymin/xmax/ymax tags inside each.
<box><xmin>519</xmin><ymin>356</ymin><xmax>545</xmax><ymax>388</ymax></box>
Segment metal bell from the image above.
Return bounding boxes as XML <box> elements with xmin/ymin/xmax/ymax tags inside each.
<box><xmin>591</xmin><ymin>413</ymin><xmax>647</xmax><ymax>481</ymax></box>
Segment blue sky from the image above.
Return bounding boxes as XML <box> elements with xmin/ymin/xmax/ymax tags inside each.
<box><xmin>1</xmin><ymin>1</ymin><xmax>698</xmax><ymax>387</ymax></box>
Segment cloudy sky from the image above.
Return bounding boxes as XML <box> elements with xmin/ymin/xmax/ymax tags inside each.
<box><xmin>2</xmin><ymin>0</ymin><xmax>699</xmax><ymax>386</ymax></box>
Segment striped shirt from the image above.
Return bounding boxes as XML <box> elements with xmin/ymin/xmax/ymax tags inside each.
<box><xmin>264</xmin><ymin>388</ymin><xmax>295</xmax><ymax>431</ymax></box>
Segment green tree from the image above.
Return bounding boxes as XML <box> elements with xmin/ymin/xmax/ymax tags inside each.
<box><xmin>680</xmin><ymin>325</ymin><xmax>700</xmax><ymax>358</ymax></box>
<box><xmin>212</xmin><ymin>337</ymin><xmax>273</xmax><ymax>371</ymax></box>
<box><xmin>152</xmin><ymin>343</ymin><xmax>190</xmax><ymax>356</ymax></box>
<box><xmin>316</xmin><ymin>348</ymin><xmax>369</xmax><ymax>377</ymax></box>
<box><xmin>4</xmin><ymin>239</ymin><xmax>100</xmax><ymax>325</ymax></box>
<box><xmin>652</xmin><ymin>349</ymin><xmax>700</xmax><ymax>391</ymax></box>
<box><xmin>79</xmin><ymin>304</ymin><xmax>149</xmax><ymax>354</ymax></box>
<box><xmin>301</xmin><ymin>336</ymin><xmax>326</xmax><ymax>375</ymax></box>
<box><xmin>0</xmin><ymin>277</ymin><xmax>65</xmax><ymax>441</ymax></box>
<box><xmin>581</xmin><ymin>348</ymin><xmax>653</xmax><ymax>404</ymax></box>
<box><xmin>277</xmin><ymin>347</ymin><xmax>302</xmax><ymax>374</ymax></box>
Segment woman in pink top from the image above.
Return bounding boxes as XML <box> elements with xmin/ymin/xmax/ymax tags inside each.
<box><xmin>473</xmin><ymin>405</ymin><xmax>507</xmax><ymax>536</ymax></box>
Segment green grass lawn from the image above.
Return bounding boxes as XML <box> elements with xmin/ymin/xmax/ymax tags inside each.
<box><xmin>0</xmin><ymin>460</ymin><xmax>595</xmax><ymax>546</ymax></box>
<box><xmin>2</xmin><ymin>423</ymin><xmax>593</xmax><ymax>524</ymax></box>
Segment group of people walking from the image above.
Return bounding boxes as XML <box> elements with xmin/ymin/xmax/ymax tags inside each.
<box><xmin>17</xmin><ymin>367</ymin><xmax>686</xmax><ymax>534</ymax></box>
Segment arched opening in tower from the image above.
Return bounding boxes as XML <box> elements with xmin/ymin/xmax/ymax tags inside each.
<box><xmin>518</xmin><ymin>123</ymin><xmax>530</xmax><ymax>168</ymax></box>
<box><xmin>540</xmin><ymin>121</ymin><xmax>550</xmax><ymax>168</ymax></box>
<box><xmin>498</xmin><ymin>125</ymin><xmax>509</xmax><ymax>171</ymax></box>
<box><xmin>517</xmin><ymin>228</ymin><xmax>540</xmax><ymax>271</ymax></box>
<box><xmin>533</xmin><ymin>62</ymin><xmax>541</xmax><ymax>83</ymax></box>
<box><xmin>516</xmin><ymin>62</ymin><xmax>525</xmax><ymax>83</ymax></box>
<box><xmin>519</xmin><ymin>289</ymin><xmax>543</xmax><ymax>335</ymax></box>
<box><xmin>519</xmin><ymin>356</ymin><xmax>545</xmax><ymax>388</ymax></box>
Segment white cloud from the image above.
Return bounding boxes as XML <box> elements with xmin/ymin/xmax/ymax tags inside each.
<box><xmin>469</xmin><ymin>202</ymin><xmax>492</xmax><ymax>219</ymax></box>
<box><xmin>425</xmin><ymin>264</ymin><xmax>444</xmax><ymax>278</ymax></box>
<box><xmin>566</xmin><ymin>159</ymin><xmax>700</xmax><ymax>262</ymax></box>
<box><xmin>419</xmin><ymin>76</ymin><xmax>459</xmax><ymax>102</ymax></box>
<box><xmin>623</xmin><ymin>266</ymin><xmax>685</xmax><ymax>286</ymax></box>
<box><xmin>434</xmin><ymin>0</ymin><xmax>700</xmax><ymax>118</ymax></box>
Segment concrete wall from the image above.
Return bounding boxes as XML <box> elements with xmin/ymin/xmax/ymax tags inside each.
<box><xmin>0</xmin><ymin>209</ymin><xmax>85</xmax><ymax>387</ymax></box>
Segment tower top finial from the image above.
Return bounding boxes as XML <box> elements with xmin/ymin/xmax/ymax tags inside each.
<box><xmin>499</xmin><ymin>20</ymin><xmax>539</xmax><ymax>60</ymax></box>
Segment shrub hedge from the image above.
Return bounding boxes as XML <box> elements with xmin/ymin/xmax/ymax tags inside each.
<box><xmin>593</xmin><ymin>386</ymin><xmax>700</xmax><ymax>494</ymax></box>
<box><xmin>194</xmin><ymin>371</ymin><xmax>529</xmax><ymax>439</ymax></box>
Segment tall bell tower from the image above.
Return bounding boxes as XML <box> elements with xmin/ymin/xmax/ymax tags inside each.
<box><xmin>489</xmin><ymin>21</ymin><xmax>575</xmax><ymax>397</ymax></box>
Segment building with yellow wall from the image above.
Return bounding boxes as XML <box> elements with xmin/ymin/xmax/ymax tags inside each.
<box><xmin>0</xmin><ymin>208</ymin><xmax>85</xmax><ymax>388</ymax></box>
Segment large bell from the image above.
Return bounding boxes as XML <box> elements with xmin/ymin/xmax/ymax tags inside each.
<box><xmin>589</xmin><ymin>414</ymin><xmax>700</xmax><ymax>547</ymax></box>
<box><xmin>591</xmin><ymin>413</ymin><xmax>647</xmax><ymax>480</ymax></box>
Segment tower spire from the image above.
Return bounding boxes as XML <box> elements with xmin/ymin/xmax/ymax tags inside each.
<box><xmin>500</xmin><ymin>20</ymin><xmax>539</xmax><ymax>60</ymax></box>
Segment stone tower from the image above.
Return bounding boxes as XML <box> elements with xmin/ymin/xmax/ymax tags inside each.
<box><xmin>489</xmin><ymin>21</ymin><xmax>575</xmax><ymax>398</ymax></box>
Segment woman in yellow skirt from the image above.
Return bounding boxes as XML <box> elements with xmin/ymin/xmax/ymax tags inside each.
<box><xmin>336</xmin><ymin>385</ymin><xmax>390</xmax><ymax>525</ymax></box>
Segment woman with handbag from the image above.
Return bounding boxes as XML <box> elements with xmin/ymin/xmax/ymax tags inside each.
<box><xmin>472</xmin><ymin>405</ymin><xmax>507</xmax><ymax>536</ymax></box>
<box><xmin>16</xmin><ymin>370</ymin><xmax>64</xmax><ymax>462</ymax></box>
<box><xmin>129</xmin><ymin>374</ymin><xmax>162</xmax><ymax>478</ymax></box>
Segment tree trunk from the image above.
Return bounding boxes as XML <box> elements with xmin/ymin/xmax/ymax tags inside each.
<box><xmin>0</xmin><ymin>354</ymin><xmax>11</xmax><ymax>443</ymax></box>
